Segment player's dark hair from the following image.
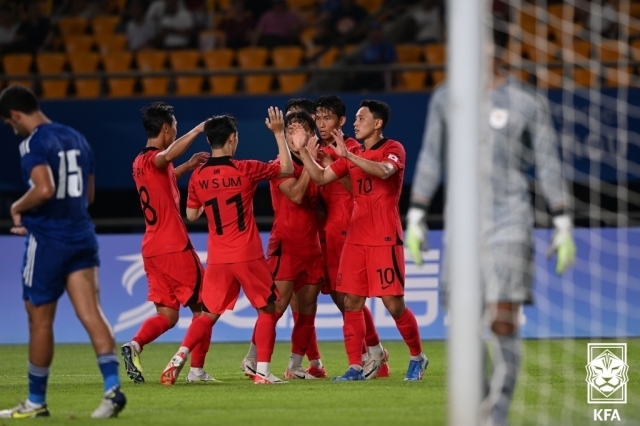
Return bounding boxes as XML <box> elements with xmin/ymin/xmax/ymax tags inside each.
<box><xmin>0</xmin><ymin>84</ymin><xmax>40</xmax><ymax>119</ymax></box>
<box><xmin>285</xmin><ymin>98</ymin><xmax>315</xmax><ymax>115</ymax></box>
<box><xmin>315</xmin><ymin>95</ymin><xmax>346</xmax><ymax>118</ymax></box>
<box><xmin>284</xmin><ymin>110</ymin><xmax>316</xmax><ymax>132</ymax></box>
<box><xmin>141</xmin><ymin>102</ymin><xmax>175</xmax><ymax>138</ymax></box>
<box><xmin>360</xmin><ymin>100</ymin><xmax>391</xmax><ymax>130</ymax></box>
<box><xmin>205</xmin><ymin>114</ymin><xmax>238</xmax><ymax>148</ymax></box>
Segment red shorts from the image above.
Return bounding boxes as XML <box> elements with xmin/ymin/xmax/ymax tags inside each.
<box><xmin>336</xmin><ymin>244</ymin><xmax>405</xmax><ymax>297</ymax></box>
<box><xmin>202</xmin><ymin>258</ymin><xmax>279</xmax><ymax>315</ymax></box>
<box><xmin>143</xmin><ymin>248</ymin><xmax>204</xmax><ymax>311</ymax></box>
<box><xmin>268</xmin><ymin>254</ymin><xmax>324</xmax><ymax>293</ymax></box>
<box><xmin>324</xmin><ymin>231</ymin><xmax>347</xmax><ymax>292</ymax></box>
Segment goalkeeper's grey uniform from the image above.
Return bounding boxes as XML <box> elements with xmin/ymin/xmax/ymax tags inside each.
<box><xmin>412</xmin><ymin>76</ymin><xmax>569</xmax><ymax>303</ymax></box>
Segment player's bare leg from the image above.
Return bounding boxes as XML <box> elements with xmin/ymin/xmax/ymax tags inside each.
<box><xmin>66</xmin><ymin>267</ymin><xmax>126</xmax><ymax>417</ymax></box>
<box><xmin>482</xmin><ymin>302</ymin><xmax>521</xmax><ymax>426</ymax></box>
<box><xmin>161</xmin><ymin>311</ymin><xmax>220</xmax><ymax>386</ymax></box>
<box><xmin>253</xmin><ymin>302</ymin><xmax>287</xmax><ymax>384</ymax></box>
<box><xmin>243</xmin><ymin>280</ymin><xmax>292</xmax><ymax>377</ymax></box>
<box><xmin>380</xmin><ymin>295</ymin><xmax>428</xmax><ymax>381</ymax></box>
<box><xmin>186</xmin><ymin>303</ymin><xmax>217</xmax><ymax>383</ymax></box>
<box><xmin>121</xmin><ymin>303</ymin><xmax>178</xmax><ymax>384</ymax></box>
<box><xmin>285</xmin><ymin>283</ymin><xmax>321</xmax><ymax>379</ymax></box>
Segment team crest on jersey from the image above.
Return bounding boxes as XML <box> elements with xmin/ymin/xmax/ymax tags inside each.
<box><xmin>489</xmin><ymin>108</ymin><xmax>509</xmax><ymax>129</ymax></box>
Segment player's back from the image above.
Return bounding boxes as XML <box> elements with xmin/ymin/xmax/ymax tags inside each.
<box><xmin>318</xmin><ymin>136</ymin><xmax>360</xmax><ymax>235</ymax></box>
<box><xmin>188</xmin><ymin>156</ymin><xmax>281</xmax><ymax>264</ymax></box>
<box><xmin>269</xmin><ymin>159</ymin><xmax>321</xmax><ymax>257</ymax></box>
<box><xmin>132</xmin><ymin>147</ymin><xmax>189</xmax><ymax>257</ymax></box>
<box><xmin>19</xmin><ymin>122</ymin><xmax>95</xmax><ymax>247</ymax></box>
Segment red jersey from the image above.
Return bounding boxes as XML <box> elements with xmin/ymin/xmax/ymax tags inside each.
<box><xmin>132</xmin><ymin>147</ymin><xmax>190</xmax><ymax>257</ymax></box>
<box><xmin>317</xmin><ymin>136</ymin><xmax>361</xmax><ymax>237</ymax></box>
<box><xmin>268</xmin><ymin>157</ymin><xmax>321</xmax><ymax>258</ymax></box>
<box><xmin>187</xmin><ymin>156</ymin><xmax>281</xmax><ymax>264</ymax></box>
<box><xmin>329</xmin><ymin>138</ymin><xmax>405</xmax><ymax>246</ymax></box>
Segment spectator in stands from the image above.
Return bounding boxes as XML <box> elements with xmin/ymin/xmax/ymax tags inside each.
<box><xmin>328</xmin><ymin>0</ymin><xmax>368</xmax><ymax>44</ymax></box>
<box><xmin>79</xmin><ymin>0</ymin><xmax>112</xmax><ymax>18</ymax></box>
<box><xmin>220</xmin><ymin>0</ymin><xmax>254</xmax><ymax>49</ymax></box>
<box><xmin>126</xmin><ymin>0</ymin><xmax>155</xmax><ymax>50</ymax></box>
<box><xmin>243</xmin><ymin>0</ymin><xmax>270</xmax><ymax>23</ymax></box>
<box><xmin>0</xmin><ymin>6</ymin><xmax>19</xmax><ymax>51</ymax></box>
<box><xmin>185</xmin><ymin>0</ymin><xmax>213</xmax><ymax>31</ymax></box>
<box><xmin>408</xmin><ymin>0</ymin><xmax>443</xmax><ymax>44</ymax></box>
<box><xmin>350</xmin><ymin>21</ymin><xmax>397</xmax><ymax>91</ymax></box>
<box><xmin>575</xmin><ymin>0</ymin><xmax>618</xmax><ymax>40</ymax></box>
<box><xmin>149</xmin><ymin>0</ymin><xmax>195</xmax><ymax>49</ymax></box>
<box><xmin>252</xmin><ymin>0</ymin><xmax>303</xmax><ymax>48</ymax></box>
<box><xmin>9</xmin><ymin>1</ymin><xmax>53</xmax><ymax>54</ymax></box>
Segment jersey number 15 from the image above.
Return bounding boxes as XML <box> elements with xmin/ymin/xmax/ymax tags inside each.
<box><xmin>56</xmin><ymin>149</ymin><xmax>83</xmax><ymax>199</ymax></box>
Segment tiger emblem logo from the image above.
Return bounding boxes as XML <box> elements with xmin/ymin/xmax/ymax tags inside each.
<box><xmin>585</xmin><ymin>349</ymin><xmax>629</xmax><ymax>398</ymax></box>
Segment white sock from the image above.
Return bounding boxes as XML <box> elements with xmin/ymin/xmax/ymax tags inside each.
<box><xmin>287</xmin><ymin>353</ymin><xmax>303</xmax><ymax>370</ymax></box>
<box><xmin>190</xmin><ymin>367</ymin><xmax>203</xmax><ymax>375</ymax></box>
<box><xmin>349</xmin><ymin>364</ymin><xmax>363</xmax><ymax>372</ymax></box>
<box><xmin>309</xmin><ymin>359</ymin><xmax>323</xmax><ymax>368</ymax></box>
<box><xmin>178</xmin><ymin>346</ymin><xmax>190</xmax><ymax>357</ymax></box>
<box><xmin>410</xmin><ymin>353</ymin><xmax>425</xmax><ymax>361</ymax></box>
<box><xmin>25</xmin><ymin>399</ymin><xmax>44</xmax><ymax>409</ymax></box>
<box><xmin>131</xmin><ymin>341</ymin><xmax>141</xmax><ymax>354</ymax></box>
<box><xmin>256</xmin><ymin>362</ymin><xmax>270</xmax><ymax>376</ymax></box>
<box><xmin>362</xmin><ymin>352</ymin><xmax>370</xmax><ymax>363</ymax></box>
<box><xmin>246</xmin><ymin>343</ymin><xmax>257</xmax><ymax>359</ymax></box>
<box><xmin>368</xmin><ymin>343</ymin><xmax>383</xmax><ymax>357</ymax></box>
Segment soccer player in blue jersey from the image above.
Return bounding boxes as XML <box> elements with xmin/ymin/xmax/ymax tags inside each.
<box><xmin>0</xmin><ymin>85</ymin><xmax>126</xmax><ymax>419</ymax></box>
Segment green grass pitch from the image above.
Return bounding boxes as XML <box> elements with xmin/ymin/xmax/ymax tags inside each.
<box><xmin>1</xmin><ymin>339</ymin><xmax>638</xmax><ymax>425</ymax></box>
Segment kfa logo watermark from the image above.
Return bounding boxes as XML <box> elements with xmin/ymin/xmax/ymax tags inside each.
<box><xmin>586</xmin><ymin>343</ymin><xmax>628</xmax><ymax>422</ymax></box>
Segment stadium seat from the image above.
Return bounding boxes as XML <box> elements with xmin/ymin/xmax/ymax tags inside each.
<box><xmin>36</xmin><ymin>53</ymin><xmax>68</xmax><ymax>99</ymax></box>
<box><xmin>561</xmin><ymin>39</ymin><xmax>591</xmax><ymax>64</ymax></box>
<box><xmin>573</xmin><ymin>66</ymin><xmax>596</xmax><ymax>87</ymax></box>
<box><xmin>300</xmin><ymin>27</ymin><xmax>316</xmax><ymax>48</ymax></box>
<box><xmin>343</xmin><ymin>44</ymin><xmax>358</xmax><ymax>55</ymax></box>
<box><xmin>307</xmin><ymin>46</ymin><xmax>340</xmax><ymax>67</ymax></box>
<box><xmin>199</xmin><ymin>29</ymin><xmax>225</xmax><ymax>51</ymax></box>
<box><xmin>272</xmin><ymin>46</ymin><xmax>306</xmax><ymax>93</ymax></box>
<box><xmin>111</xmin><ymin>0</ymin><xmax>127</xmax><ymax>13</ymax></box>
<box><xmin>424</xmin><ymin>44</ymin><xmax>445</xmax><ymax>86</ymax></box>
<box><xmin>522</xmin><ymin>41</ymin><xmax>562</xmax><ymax>89</ymax></box>
<box><xmin>355</xmin><ymin>0</ymin><xmax>383</xmax><ymax>13</ymax></box>
<box><xmin>237</xmin><ymin>47</ymin><xmax>271</xmax><ymax>94</ymax></box>
<box><xmin>58</xmin><ymin>16</ymin><xmax>89</xmax><ymax>38</ymax></box>
<box><xmin>92</xmin><ymin>16</ymin><xmax>121</xmax><ymax>36</ymax></box>
<box><xmin>599</xmin><ymin>40</ymin><xmax>631</xmax><ymax>87</ymax></box>
<box><xmin>137</xmin><ymin>50</ymin><xmax>169</xmax><ymax>96</ymax></box>
<box><xmin>3</xmin><ymin>53</ymin><xmax>33</xmax><ymax>88</ymax></box>
<box><xmin>41</xmin><ymin>0</ymin><xmax>54</xmax><ymax>15</ymax></box>
<box><xmin>64</xmin><ymin>35</ymin><xmax>95</xmax><ymax>53</ymax></box>
<box><xmin>395</xmin><ymin>44</ymin><xmax>423</xmax><ymax>64</ymax></box>
<box><xmin>202</xmin><ymin>49</ymin><xmax>237</xmax><ymax>95</ymax></box>
<box><xmin>68</xmin><ymin>52</ymin><xmax>101</xmax><ymax>97</ymax></box>
<box><xmin>102</xmin><ymin>51</ymin><xmax>135</xmax><ymax>97</ymax></box>
<box><xmin>215</xmin><ymin>0</ymin><xmax>232</xmax><ymax>10</ymax></box>
<box><xmin>631</xmin><ymin>3</ymin><xmax>640</xmax><ymax>19</ymax></box>
<box><xmin>169</xmin><ymin>50</ymin><xmax>203</xmax><ymax>96</ymax></box>
<box><xmin>95</xmin><ymin>34</ymin><xmax>128</xmax><ymax>55</ymax></box>
<box><xmin>631</xmin><ymin>39</ymin><xmax>640</xmax><ymax>61</ymax></box>
<box><xmin>286</xmin><ymin>0</ymin><xmax>317</xmax><ymax>9</ymax></box>
<box><xmin>398</xmin><ymin>71</ymin><xmax>427</xmax><ymax>91</ymax></box>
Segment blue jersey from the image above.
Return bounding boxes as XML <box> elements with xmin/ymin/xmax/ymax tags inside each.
<box><xmin>19</xmin><ymin>122</ymin><xmax>97</xmax><ymax>248</ymax></box>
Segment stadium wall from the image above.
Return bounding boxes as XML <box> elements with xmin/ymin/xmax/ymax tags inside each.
<box><xmin>1</xmin><ymin>229</ymin><xmax>638</xmax><ymax>344</ymax></box>
<box><xmin>0</xmin><ymin>89</ymin><xmax>638</xmax><ymax>192</ymax></box>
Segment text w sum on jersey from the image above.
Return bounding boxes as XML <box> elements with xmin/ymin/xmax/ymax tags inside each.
<box><xmin>197</xmin><ymin>177</ymin><xmax>242</xmax><ymax>189</ymax></box>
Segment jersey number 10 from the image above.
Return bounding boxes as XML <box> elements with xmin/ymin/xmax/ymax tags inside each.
<box><xmin>56</xmin><ymin>150</ymin><xmax>83</xmax><ymax>199</ymax></box>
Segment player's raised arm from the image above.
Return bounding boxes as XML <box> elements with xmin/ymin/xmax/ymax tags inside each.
<box><xmin>174</xmin><ymin>151</ymin><xmax>210</xmax><ymax>179</ymax></box>
<box><xmin>154</xmin><ymin>119</ymin><xmax>209</xmax><ymax>169</ymax></box>
<box><xmin>265</xmin><ymin>106</ymin><xmax>293</xmax><ymax>178</ymax></box>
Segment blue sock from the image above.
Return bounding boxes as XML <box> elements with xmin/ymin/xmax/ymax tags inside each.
<box><xmin>97</xmin><ymin>353</ymin><xmax>120</xmax><ymax>394</ymax></box>
<box><xmin>27</xmin><ymin>362</ymin><xmax>49</xmax><ymax>405</ymax></box>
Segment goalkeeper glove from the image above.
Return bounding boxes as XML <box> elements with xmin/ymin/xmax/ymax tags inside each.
<box><xmin>406</xmin><ymin>207</ymin><xmax>428</xmax><ymax>267</ymax></box>
<box><xmin>547</xmin><ymin>214</ymin><xmax>577</xmax><ymax>275</ymax></box>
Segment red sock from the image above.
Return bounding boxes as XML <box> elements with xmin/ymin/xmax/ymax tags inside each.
<box><xmin>306</xmin><ymin>328</ymin><xmax>321</xmax><ymax>361</ymax></box>
<box><xmin>132</xmin><ymin>314</ymin><xmax>171</xmax><ymax>349</ymax></box>
<box><xmin>181</xmin><ymin>315</ymin><xmax>214</xmax><ymax>352</ymax></box>
<box><xmin>394</xmin><ymin>308</ymin><xmax>422</xmax><ymax>356</ymax></box>
<box><xmin>252</xmin><ymin>311</ymin><xmax>282</xmax><ymax>345</ymax></box>
<box><xmin>363</xmin><ymin>305</ymin><xmax>380</xmax><ymax>347</ymax></box>
<box><xmin>255</xmin><ymin>313</ymin><xmax>277</xmax><ymax>363</ymax></box>
<box><xmin>343</xmin><ymin>310</ymin><xmax>366</xmax><ymax>366</ymax></box>
<box><xmin>190</xmin><ymin>314</ymin><xmax>212</xmax><ymax>368</ymax></box>
<box><xmin>291</xmin><ymin>314</ymin><xmax>315</xmax><ymax>356</ymax></box>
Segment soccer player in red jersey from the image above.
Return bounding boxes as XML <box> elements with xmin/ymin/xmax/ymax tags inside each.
<box><xmin>295</xmin><ymin>100</ymin><xmax>429</xmax><ymax>381</ymax></box>
<box><xmin>314</xmin><ymin>95</ymin><xmax>390</xmax><ymax>379</ymax></box>
<box><xmin>161</xmin><ymin>108</ymin><xmax>293</xmax><ymax>385</ymax></box>
<box><xmin>122</xmin><ymin>102</ymin><xmax>215</xmax><ymax>384</ymax></box>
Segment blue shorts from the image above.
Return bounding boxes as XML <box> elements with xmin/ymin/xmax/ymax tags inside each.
<box><xmin>22</xmin><ymin>234</ymin><xmax>100</xmax><ymax>306</ymax></box>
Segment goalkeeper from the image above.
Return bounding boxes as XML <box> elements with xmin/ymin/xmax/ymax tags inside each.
<box><xmin>405</xmin><ymin>26</ymin><xmax>576</xmax><ymax>426</ymax></box>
